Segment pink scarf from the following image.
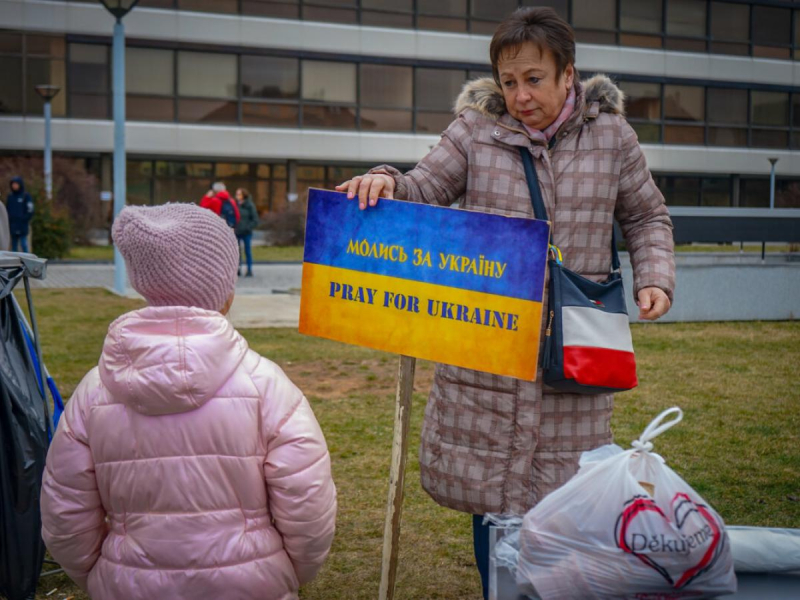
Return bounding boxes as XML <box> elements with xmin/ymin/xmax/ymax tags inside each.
<box><xmin>522</xmin><ymin>86</ymin><xmax>576</xmax><ymax>144</ymax></box>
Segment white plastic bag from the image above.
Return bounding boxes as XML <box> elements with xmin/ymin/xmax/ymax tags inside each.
<box><xmin>517</xmin><ymin>407</ymin><xmax>737</xmax><ymax>599</ymax></box>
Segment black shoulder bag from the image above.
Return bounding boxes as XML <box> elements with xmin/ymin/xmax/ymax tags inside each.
<box><xmin>519</xmin><ymin>147</ymin><xmax>638</xmax><ymax>394</ymax></box>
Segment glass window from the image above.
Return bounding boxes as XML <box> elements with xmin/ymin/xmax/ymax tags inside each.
<box><xmin>302</xmin><ymin>60</ymin><xmax>356</xmax><ymax>103</ymax></box>
<box><xmin>661</xmin><ymin>177</ymin><xmax>700</xmax><ymax>206</ymax></box>
<box><xmin>178</xmin><ymin>0</ymin><xmax>238</xmax><ymax>13</ymax></box>
<box><xmin>631</xmin><ymin>122</ymin><xmax>660</xmax><ymax>143</ymax></box>
<box><xmin>667</xmin><ymin>0</ymin><xmax>706</xmax><ymax>37</ymax></box>
<box><xmin>69</xmin><ymin>43</ymin><xmax>108</xmax><ymax>94</ymax></box>
<box><xmin>178</xmin><ymin>51</ymin><xmax>237</xmax><ymax>98</ymax></box>
<box><xmin>177</xmin><ymin>99</ymin><xmax>237</xmax><ymax>123</ymax></box>
<box><xmin>242</xmin><ymin>56</ymin><xmax>299</xmax><ymax>99</ymax></box>
<box><xmin>620</xmin><ymin>0</ymin><xmax>662</xmax><ymax>33</ymax></box>
<box><xmin>471</xmin><ymin>0</ymin><xmax>517</xmax><ymax>21</ymax></box>
<box><xmin>710</xmin><ymin>2</ymin><xmax>749</xmax><ymax>55</ymax></box>
<box><xmin>242</xmin><ymin>102</ymin><xmax>299</xmax><ymax>126</ymax></box>
<box><xmin>751</xmin><ymin>91</ymin><xmax>789</xmax><ymax>127</ymax></box>
<box><xmin>751</xmin><ymin>129</ymin><xmax>788</xmax><ymax>148</ymax></box>
<box><xmin>360</xmin><ymin>109</ymin><xmax>412</xmax><ymax>131</ymax></box>
<box><xmin>241</xmin><ymin>0</ymin><xmax>300</xmax><ymax>19</ymax></box>
<box><xmin>708</xmin><ymin>127</ymin><xmax>747</xmax><ymax>147</ymax></box>
<box><xmin>520</xmin><ymin>1</ymin><xmax>568</xmax><ymax>21</ymax></box>
<box><xmin>361</xmin><ymin>11</ymin><xmax>414</xmax><ymax>27</ymax></box>
<box><xmin>302</xmin><ymin>105</ymin><xmax>357</xmax><ymax>128</ymax></box>
<box><xmin>664</xmin><ymin>125</ymin><xmax>704</xmax><ymax>144</ymax></box>
<box><xmin>0</xmin><ymin>57</ymin><xmax>23</xmax><ymax>113</ymax></box>
<box><xmin>138</xmin><ymin>0</ymin><xmax>177</xmax><ymax>7</ymax></box>
<box><xmin>619</xmin><ymin>81</ymin><xmax>660</xmax><ymax>120</ymax></box>
<box><xmin>27</xmin><ymin>35</ymin><xmax>65</xmax><ymax>57</ymax></box>
<box><xmin>664</xmin><ymin>85</ymin><xmax>704</xmax><ymax>122</ymax></box>
<box><xmin>127</xmin><ymin>48</ymin><xmax>173</xmax><ymax>95</ymax></box>
<box><xmin>707</xmin><ymin>88</ymin><xmax>746</xmax><ymax>124</ymax></box>
<box><xmin>416</xmin><ymin>112</ymin><xmax>456</xmax><ymax>133</ymax></box>
<box><xmin>419</xmin><ymin>0</ymin><xmax>467</xmax><ymax>17</ymax></box>
<box><xmin>701</xmin><ymin>178</ymin><xmax>732</xmax><ymax>207</ymax></box>
<box><xmin>26</xmin><ymin>57</ymin><xmax>67</xmax><ymax>116</ymax></box>
<box><xmin>572</xmin><ymin>0</ymin><xmax>616</xmax><ymax>31</ymax></box>
<box><xmin>752</xmin><ymin>6</ymin><xmax>790</xmax><ymax>47</ymax></box>
<box><xmin>792</xmin><ymin>94</ymin><xmax>800</xmax><ymax>128</ymax></box>
<box><xmin>776</xmin><ymin>181</ymin><xmax>800</xmax><ymax>209</ymax></box>
<box><xmin>360</xmin><ymin>64</ymin><xmax>412</xmax><ymax>108</ymax></box>
<box><xmin>303</xmin><ymin>5</ymin><xmax>357</xmax><ymax>24</ymax></box>
<box><xmin>418</xmin><ymin>16</ymin><xmax>467</xmax><ymax>32</ymax></box>
<box><xmin>739</xmin><ymin>179</ymin><xmax>769</xmax><ymax>208</ymax></box>
<box><xmin>128</xmin><ymin>97</ymin><xmax>175</xmax><ymax>121</ymax></box>
<box><xmin>415</xmin><ymin>68</ymin><xmax>466</xmax><ymax>110</ymax></box>
<box><xmin>362</xmin><ymin>0</ymin><xmax>412</xmax><ymax>8</ymax></box>
<box><xmin>0</xmin><ymin>32</ymin><xmax>23</xmax><ymax>53</ymax></box>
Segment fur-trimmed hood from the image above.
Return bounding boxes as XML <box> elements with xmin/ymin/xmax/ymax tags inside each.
<box><xmin>453</xmin><ymin>74</ymin><xmax>625</xmax><ymax>120</ymax></box>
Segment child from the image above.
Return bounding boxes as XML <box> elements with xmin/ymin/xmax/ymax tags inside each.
<box><xmin>40</xmin><ymin>203</ymin><xmax>336</xmax><ymax>600</ymax></box>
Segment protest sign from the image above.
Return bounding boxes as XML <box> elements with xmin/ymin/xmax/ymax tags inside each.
<box><xmin>299</xmin><ymin>189</ymin><xmax>550</xmax><ymax>380</ymax></box>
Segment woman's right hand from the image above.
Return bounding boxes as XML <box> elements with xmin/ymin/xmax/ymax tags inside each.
<box><xmin>335</xmin><ymin>174</ymin><xmax>395</xmax><ymax>210</ymax></box>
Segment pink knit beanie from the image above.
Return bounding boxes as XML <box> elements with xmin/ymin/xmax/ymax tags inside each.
<box><xmin>112</xmin><ymin>203</ymin><xmax>239</xmax><ymax>311</ymax></box>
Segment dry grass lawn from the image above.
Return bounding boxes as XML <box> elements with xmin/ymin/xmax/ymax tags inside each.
<box><xmin>23</xmin><ymin>289</ymin><xmax>799</xmax><ymax>600</ymax></box>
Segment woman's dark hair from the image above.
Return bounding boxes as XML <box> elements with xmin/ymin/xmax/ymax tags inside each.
<box><xmin>237</xmin><ymin>187</ymin><xmax>250</xmax><ymax>199</ymax></box>
<box><xmin>489</xmin><ymin>7</ymin><xmax>575</xmax><ymax>84</ymax></box>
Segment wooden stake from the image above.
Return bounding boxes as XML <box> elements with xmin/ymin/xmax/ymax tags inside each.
<box><xmin>378</xmin><ymin>355</ymin><xmax>417</xmax><ymax>600</ymax></box>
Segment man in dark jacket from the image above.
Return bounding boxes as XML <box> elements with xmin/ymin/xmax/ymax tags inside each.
<box><xmin>6</xmin><ymin>177</ymin><xmax>34</xmax><ymax>253</ymax></box>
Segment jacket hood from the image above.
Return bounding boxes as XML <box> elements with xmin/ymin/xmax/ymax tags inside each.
<box><xmin>98</xmin><ymin>305</ymin><xmax>248</xmax><ymax>416</ymax></box>
<box><xmin>453</xmin><ymin>73</ymin><xmax>625</xmax><ymax>120</ymax></box>
<box><xmin>10</xmin><ymin>177</ymin><xmax>25</xmax><ymax>193</ymax></box>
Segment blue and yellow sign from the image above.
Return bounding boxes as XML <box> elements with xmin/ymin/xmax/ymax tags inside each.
<box><xmin>299</xmin><ymin>189</ymin><xmax>550</xmax><ymax>380</ymax></box>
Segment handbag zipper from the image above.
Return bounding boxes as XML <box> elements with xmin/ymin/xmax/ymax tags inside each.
<box><xmin>545</xmin><ymin>310</ymin><xmax>554</xmax><ymax>336</ymax></box>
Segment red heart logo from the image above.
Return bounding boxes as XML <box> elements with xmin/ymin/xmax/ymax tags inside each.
<box><xmin>614</xmin><ymin>492</ymin><xmax>724</xmax><ymax>589</ymax></box>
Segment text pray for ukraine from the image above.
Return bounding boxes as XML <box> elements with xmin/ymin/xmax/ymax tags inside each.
<box><xmin>329</xmin><ymin>282</ymin><xmax>520</xmax><ymax>331</ymax></box>
<box><xmin>347</xmin><ymin>239</ymin><xmax>508</xmax><ymax>278</ymax></box>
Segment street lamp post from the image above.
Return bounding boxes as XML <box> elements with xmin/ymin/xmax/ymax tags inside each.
<box><xmin>99</xmin><ymin>0</ymin><xmax>139</xmax><ymax>295</ymax></box>
<box><xmin>34</xmin><ymin>85</ymin><xmax>61</xmax><ymax>201</ymax></box>
<box><xmin>768</xmin><ymin>158</ymin><xmax>779</xmax><ymax>210</ymax></box>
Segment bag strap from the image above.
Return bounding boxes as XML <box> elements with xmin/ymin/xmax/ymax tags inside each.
<box><xmin>518</xmin><ymin>146</ymin><xmax>621</xmax><ymax>272</ymax></box>
<box><xmin>518</xmin><ymin>146</ymin><xmax>548</xmax><ymax>222</ymax></box>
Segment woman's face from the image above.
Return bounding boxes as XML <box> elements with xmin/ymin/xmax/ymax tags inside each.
<box><xmin>497</xmin><ymin>42</ymin><xmax>574</xmax><ymax>130</ymax></box>
<box><xmin>235</xmin><ymin>189</ymin><xmax>243</xmax><ymax>202</ymax></box>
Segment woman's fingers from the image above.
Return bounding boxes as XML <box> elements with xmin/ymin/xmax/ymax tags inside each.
<box><xmin>357</xmin><ymin>176</ymin><xmax>372</xmax><ymax>210</ymax></box>
<box><xmin>335</xmin><ymin>174</ymin><xmax>394</xmax><ymax>209</ymax></box>
<box><xmin>368</xmin><ymin>177</ymin><xmax>385</xmax><ymax>206</ymax></box>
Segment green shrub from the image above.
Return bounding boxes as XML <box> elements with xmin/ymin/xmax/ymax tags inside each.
<box><xmin>31</xmin><ymin>199</ymin><xmax>73</xmax><ymax>259</ymax></box>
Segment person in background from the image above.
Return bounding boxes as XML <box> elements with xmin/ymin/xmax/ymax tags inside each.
<box><xmin>235</xmin><ymin>187</ymin><xmax>259</xmax><ymax>277</ymax></box>
<box><xmin>0</xmin><ymin>200</ymin><xmax>10</xmax><ymax>251</ymax></box>
<box><xmin>40</xmin><ymin>203</ymin><xmax>337</xmax><ymax>600</ymax></box>
<box><xmin>199</xmin><ymin>185</ymin><xmax>222</xmax><ymax>215</ymax></box>
<box><xmin>6</xmin><ymin>177</ymin><xmax>34</xmax><ymax>252</ymax></box>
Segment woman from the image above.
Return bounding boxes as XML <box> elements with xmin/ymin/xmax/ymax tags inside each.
<box><xmin>236</xmin><ymin>187</ymin><xmax>260</xmax><ymax>277</ymax></box>
<box><xmin>336</xmin><ymin>7</ymin><xmax>674</xmax><ymax>598</ymax></box>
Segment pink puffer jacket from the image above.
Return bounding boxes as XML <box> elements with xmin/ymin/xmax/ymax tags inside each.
<box><xmin>40</xmin><ymin>306</ymin><xmax>336</xmax><ymax>600</ymax></box>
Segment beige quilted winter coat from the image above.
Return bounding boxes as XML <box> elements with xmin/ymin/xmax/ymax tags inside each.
<box><xmin>370</xmin><ymin>74</ymin><xmax>675</xmax><ymax>516</ymax></box>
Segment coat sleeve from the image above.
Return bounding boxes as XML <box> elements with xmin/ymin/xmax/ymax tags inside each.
<box><xmin>262</xmin><ymin>370</ymin><xmax>337</xmax><ymax>586</ymax></box>
<box><xmin>40</xmin><ymin>372</ymin><xmax>107</xmax><ymax>591</ymax></box>
<box><xmin>614</xmin><ymin>119</ymin><xmax>676</xmax><ymax>303</ymax></box>
<box><xmin>368</xmin><ymin>111</ymin><xmax>473</xmax><ymax>206</ymax></box>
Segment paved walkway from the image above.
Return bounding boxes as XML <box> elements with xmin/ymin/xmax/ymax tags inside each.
<box><xmin>32</xmin><ymin>263</ymin><xmax>303</xmax><ymax>328</ymax></box>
